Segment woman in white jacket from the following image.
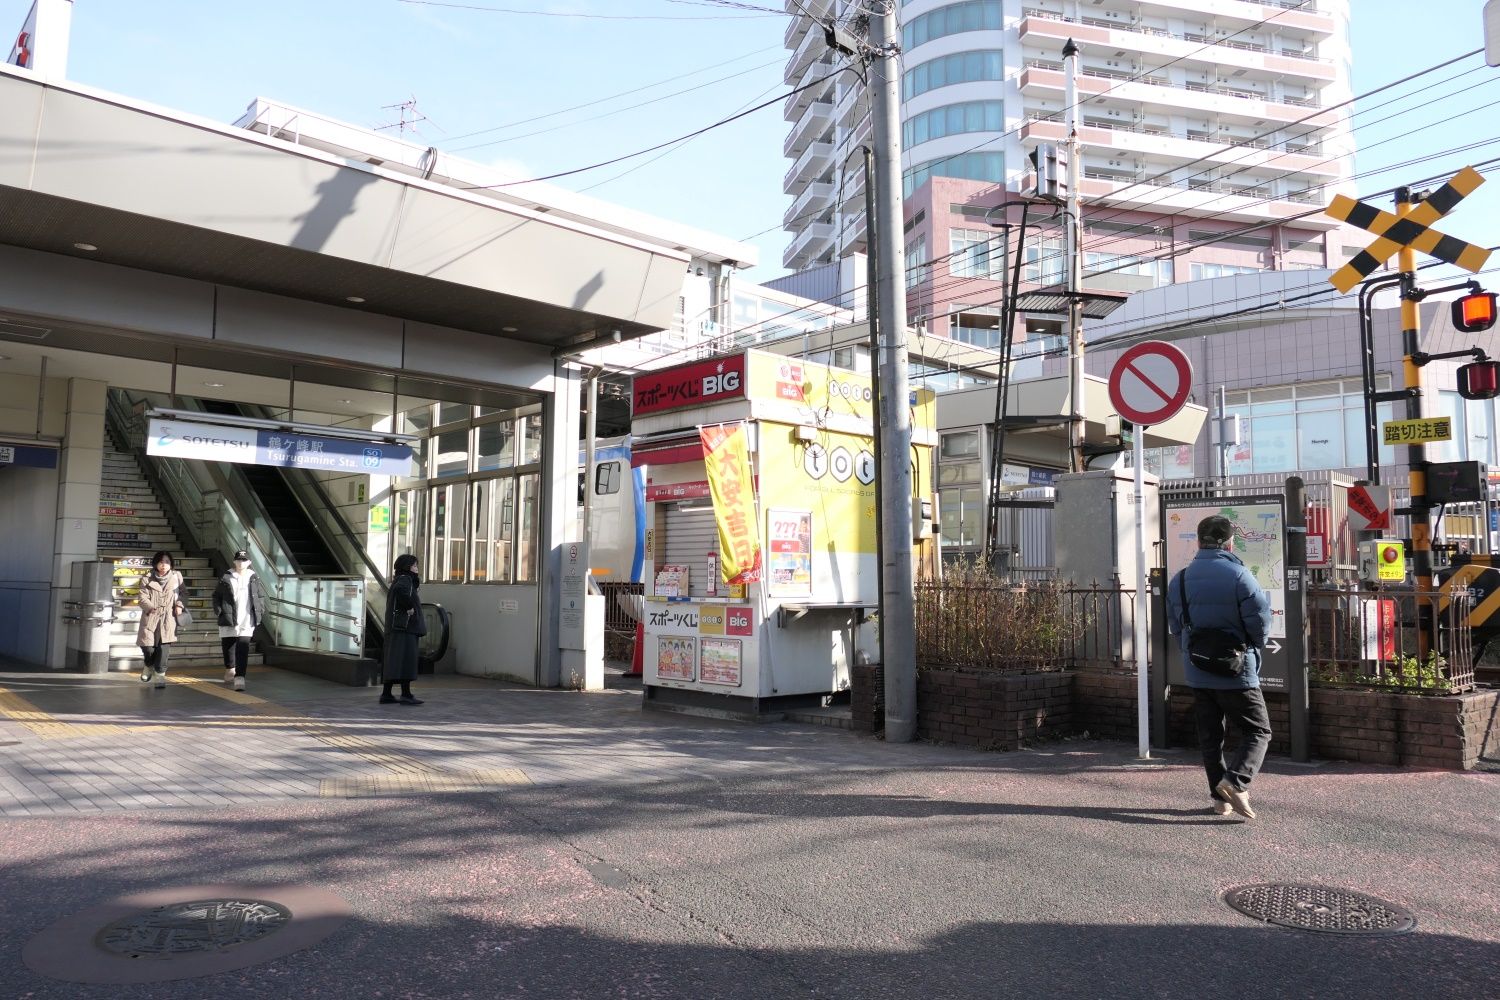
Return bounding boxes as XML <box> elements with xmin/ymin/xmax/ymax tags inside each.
<box><xmin>212</xmin><ymin>549</ymin><xmax>266</xmax><ymax>691</ymax></box>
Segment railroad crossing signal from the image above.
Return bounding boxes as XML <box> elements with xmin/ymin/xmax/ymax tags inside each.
<box><xmin>1325</xmin><ymin>166</ymin><xmax>1494</xmax><ymax>294</ymax></box>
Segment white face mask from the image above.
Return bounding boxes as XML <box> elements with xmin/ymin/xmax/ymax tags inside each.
<box><xmin>234</xmin><ymin>561</ymin><xmax>250</xmax><ymax>571</ymax></box>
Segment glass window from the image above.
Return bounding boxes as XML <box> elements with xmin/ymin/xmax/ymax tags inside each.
<box><xmin>475</xmin><ymin>420</ymin><xmax>516</xmax><ymax>472</ymax></box>
<box><xmin>433</xmin><ymin>428</ymin><xmax>470</xmax><ymax>478</ymax></box>
<box><xmin>903</xmin><ymin>151</ymin><xmax>1005</xmax><ymax>197</ymax></box>
<box><xmin>430</xmin><ymin>483</ymin><xmax>468</xmax><ymax>583</ymax></box>
<box><xmin>942</xmin><ymin>430</ymin><xmax>981</xmax><ymax>459</ymax></box>
<box><xmin>939</xmin><ymin>460</ymin><xmax>982</xmax><ymax>486</ymax></box>
<box><xmin>400</xmin><ymin>406</ymin><xmax>432</xmax><ymax>436</ymax></box>
<box><xmin>1024</xmin><ymin>237</ymin><xmax>1066</xmax><ymax>285</ymax></box>
<box><xmin>392</xmin><ymin>490</ymin><xmax>424</xmax><ymax>569</ymax></box>
<box><xmin>950</xmin><ymin>228</ymin><xmax>1005</xmax><ymax>279</ymax></box>
<box><xmin>1430</xmin><ymin>391</ymin><xmax>1467</xmax><ymax>463</ymax></box>
<box><xmin>470</xmin><ymin>478</ymin><xmax>516</xmax><ymax>583</ymax></box>
<box><xmin>1470</xmin><ymin>397</ymin><xmax>1493</xmax><ymax>465</ymax></box>
<box><xmin>1297</xmin><ymin>412</ymin><xmax>1343</xmax><ymax>470</ymax></box>
<box><xmin>596</xmin><ymin>461</ymin><xmax>622</xmax><ymax>495</ymax></box>
<box><xmin>906</xmin><ymin>234</ymin><xmax>929</xmax><ymax>289</ymax></box>
<box><xmin>438</xmin><ymin>403</ymin><xmax>471</xmax><ymax>426</ymax></box>
<box><xmin>1251</xmin><ymin>414</ymin><xmax>1296</xmax><ymax>473</ymax></box>
<box><xmin>517</xmin><ymin>474</ymin><xmax>541</xmax><ymax>583</ymax></box>
<box><xmin>520</xmin><ymin>416</ymin><xmax>543</xmax><ymax>466</ymax></box>
<box><xmin>903</xmin><ymin>100</ymin><xmax>1004</xmax><ymax>147</ymax></box>
<box><xmin>902</xmin><ymin>1</ymin><xmax>1002</xmax><ymax>50</ymax></box>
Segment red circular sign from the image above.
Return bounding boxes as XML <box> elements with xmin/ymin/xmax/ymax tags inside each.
<box><xmin>1108</xmin><ymin>341</ymin><xmax>1193</xmax><ymax>426</ymax></box>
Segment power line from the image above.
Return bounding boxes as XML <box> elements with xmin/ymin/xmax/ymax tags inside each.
<box><xmin>460</xmin><ymin>69</ymin><xmax>851</xmax><ymax>190</ymax></box>
<box><xmin>443</xmin><ymin>44</ymin><xmax>783</xmax><ymax>143</ymax></box>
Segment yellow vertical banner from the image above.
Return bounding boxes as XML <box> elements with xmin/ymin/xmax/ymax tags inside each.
<box><xmin>700</xmin><ymin>423</ymin><xmax>761</xmax><ymax>584</ymax></box>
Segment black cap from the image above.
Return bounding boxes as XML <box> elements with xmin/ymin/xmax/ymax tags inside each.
<box><xmin>232</xmin><ymin>550</ymin><xmax>251</xmax><ymax>562</ymax></box>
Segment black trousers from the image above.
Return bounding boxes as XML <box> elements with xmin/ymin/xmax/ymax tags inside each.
<box><xmin>141</xmin><ymin>643</ymin><xmax>171</xmax><ymax>673</ymax></box>
<box><xmin>1193</xmin><ymin>686</ymin><xmax>1272</xmax><ymax>797</ymax></box>
<box><xmin>221</xmin><ymin>637</ymin><xmax>251</xmax><ymax>676</ymax></box>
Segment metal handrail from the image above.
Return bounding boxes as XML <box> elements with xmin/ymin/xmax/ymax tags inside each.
<box><xmin>267</xmin><ymin>593</ymin><xmax>362</xmax><ymax>624</ymax></box>
<box><xmin>264</xmin><ymin>609</ymin><xmax>362</xmax><ymax>643</ymax></box>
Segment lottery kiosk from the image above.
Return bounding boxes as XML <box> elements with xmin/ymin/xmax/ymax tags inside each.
<box><xmin>630</xmin><ymin>349</ymin><xmax>938</xmax><ymax>715</ymax></box>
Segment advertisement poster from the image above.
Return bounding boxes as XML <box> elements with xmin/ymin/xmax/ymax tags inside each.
<box><xmin>767</xmin><ymin>509</ymin><xmax>813</xmax><ymax>598</ymax></box>
<box><xmin>656</xmin><ymin>636</ymin><xmax>696</xmax><ymax>681</ymax></box>
<box><xmin>699</xmin><ymin>638</ymin><xmax>742</xmax><ymax>686</ymax></box>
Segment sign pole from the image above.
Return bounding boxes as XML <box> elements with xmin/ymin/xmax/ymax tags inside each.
<box><xmin>1396</xmin><ymin>188</ymin><xmax>1434</xmax><ymax>659</ymax></box>
<box><xmin>1134</xmin><ymin>426</ymin><xmax>1150</xmax><ymax>759</ymax></box>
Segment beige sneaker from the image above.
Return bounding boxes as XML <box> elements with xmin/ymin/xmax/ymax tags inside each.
<box><xmin>1211</xmin><ymin>799</ymin><xmax>1233</xmax><ymax>816</ymax></box>
<box><xmin>152</xmin><ymin>670</ymin><xmax>168</xmax><ymax>690</ymax></box>
<box><xmin>1215</xmin><ymin>779</ymin><xmax>1256</xmax><ymax>819</ymax></box>
<box><xmin>233</xmin><ymin>677</ymin><xmax>246</xmax><ymax>692</ymax></box>
<box><xmin>224</xmin><ymin>668</ymin><xmax>236</xmax><ymax>686</ymax></box>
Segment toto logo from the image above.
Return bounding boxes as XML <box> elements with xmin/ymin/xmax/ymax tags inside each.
<box><xmin>828</xmin><ymin>380</ymin><xmax>874</xmax><ymax>404</ymax></box>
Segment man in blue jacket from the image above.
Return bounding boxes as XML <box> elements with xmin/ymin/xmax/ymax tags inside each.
<box><xmin>1166</xmin><ymin>515</ymin><xmax>1274</xmax><ymax>820</ymax></box>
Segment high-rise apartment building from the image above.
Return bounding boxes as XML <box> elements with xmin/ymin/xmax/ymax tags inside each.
<box><xmin>782</xmin><ymin>0</ymin><xmax>1355</xmax><ymax>348</ymax></box>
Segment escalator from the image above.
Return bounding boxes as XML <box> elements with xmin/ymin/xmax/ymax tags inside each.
<box><xmin>199</xmin><ymin>400</ymin><xmax>343</xmax><ymax>576</ymax></box>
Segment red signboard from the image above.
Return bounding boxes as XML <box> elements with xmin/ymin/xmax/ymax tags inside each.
<box><xmin>726</xmin><ymin>606</ymin><xmax>754</xmax><ymax>636</ymax></box>
<box><xmin>632</xmin><ymin>354</ymin><xmax>747</xmax><ymax>416</ymax></box>
<box><xmin>1348</xmin><ymin>484</ymin><xmax>1391</xmax><ymax>532</ymax></box>
<box><xmin>1107</xmin><ymin>341</ymin><xmax>1193</xmax><ymax>427</ymax></box>
<box><xmin>644</xmin><ymin>480</ymin><xmax>712</xmax><ymax>502</ymax></box>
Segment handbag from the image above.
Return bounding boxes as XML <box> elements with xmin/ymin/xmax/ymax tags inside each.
<box><xmin>175</xmin><ymin>606</ymin><xmax>193</xmax><ymax>630</ymax></box>
<box><xmin>1177</xmin><ymin>571</ymin><xmax>1247</xmax><ymax>678</ymax></box>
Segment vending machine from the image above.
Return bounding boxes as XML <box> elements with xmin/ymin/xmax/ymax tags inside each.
<box><xmin>629</xmin><ymin>349</ymin><xmax>937</xmax><ymax>716</ymax></box>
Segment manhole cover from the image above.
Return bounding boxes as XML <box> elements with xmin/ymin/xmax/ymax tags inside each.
<box><xmin>95</xmin><ymin>898</ymin><xmax>291</xmax><ymax>959</ymax></box>
<box><xmin>23</xmin><ymin>884</ymin><xmax>351</xmax><ymax>985</ymax></box>
<box><xmin>1224</xmin><ymin>883</ymin><xmax>1415</xmax><ymax>935</ymax></box>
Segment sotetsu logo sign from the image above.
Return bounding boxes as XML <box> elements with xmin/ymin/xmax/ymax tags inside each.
<box><xmin>632</xmin><ymin>355</ymin><xmax>747</xmax><ymax>416</ymax></box>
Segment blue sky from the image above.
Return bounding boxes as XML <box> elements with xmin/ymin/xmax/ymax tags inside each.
<box><xmin>7</xmin><ymin>0</ymin><xmax>1497</xmax><ymax>285</ymax></box>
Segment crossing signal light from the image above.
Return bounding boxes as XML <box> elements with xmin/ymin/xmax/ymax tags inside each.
<box><xmin>1453</xmin><ymin>290</ymin><xmax>1498</xmax><ymax>333</ymax></box>
<box><xmin>1457</xmin><ymin>359</ymin><xmax>1500</xmax><ymax>400</ymax></box>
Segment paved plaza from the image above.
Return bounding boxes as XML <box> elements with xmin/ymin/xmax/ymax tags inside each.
<box><xmin>1</xmin><ymin>665</ymin><xmax>1498</xmax><ymax>998</ymax></box>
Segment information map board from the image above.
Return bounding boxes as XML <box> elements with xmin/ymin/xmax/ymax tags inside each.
<box><xmin>1161</xmin><ymin>495</ymin><xmax>1289</xmax><ymax>690</ymax></box>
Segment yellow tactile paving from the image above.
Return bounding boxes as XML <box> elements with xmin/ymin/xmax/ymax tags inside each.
<box><xmin>319</xmin><ymin>768</ymin><xmax>532</xmax><ymax>798</ymax></box>
<box><xmin>0</xmin><ymin>686</ymin><xmax>174</xmax><ymax>741</ymax></box>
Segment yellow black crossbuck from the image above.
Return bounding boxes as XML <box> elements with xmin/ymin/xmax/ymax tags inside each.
<box><xmin>1326</xmin><ymin>166</ymin><xmax>1493</xmax><ymax>294</ymax></box>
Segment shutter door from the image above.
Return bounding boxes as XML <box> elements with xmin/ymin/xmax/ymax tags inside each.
<box><xmin>662</xmin><ymin>506</ymin><xmax>719</xmax><ymax>599</ymax></box>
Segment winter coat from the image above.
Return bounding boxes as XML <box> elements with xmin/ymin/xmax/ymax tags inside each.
<box><xmin>213</xmin><ymin>569</ymin><xmax>267</xmax><ymax>638</ymax></box>
<box><xmin>386</xmin><ymin>571</ymin><xmax>427</xmax><ymax>636</ymax></box>
<box><xmin>135</xmin><ymin>570</ymin><xmax>184</xmax><ymax>647</ymax></box>
<box><xmin>1166</xmin><ymin>548</ymin><xmax>1273</xmax><ymax>690</ymax></box>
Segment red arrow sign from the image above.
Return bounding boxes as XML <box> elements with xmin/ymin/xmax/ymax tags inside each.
<box><xmin>1348</xmin><ymin>484</ymin><xmax>1391</xmax><ymax>531</ymax></box>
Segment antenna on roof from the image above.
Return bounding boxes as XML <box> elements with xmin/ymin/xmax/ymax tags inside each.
<box><xmin>375</xmin><ymin>97</ymin><xmax>443</xmax><ymax>139</ymax></box>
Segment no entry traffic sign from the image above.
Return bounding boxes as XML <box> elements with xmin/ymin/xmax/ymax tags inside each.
<box><xmin>1108</xmin><ymin>341</ymin><xmax>1193</xmax><ymax>427</ymax></box>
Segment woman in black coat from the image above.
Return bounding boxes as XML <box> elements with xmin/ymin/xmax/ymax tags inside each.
<box><xmin>382</xmin><ymin>553</ymin><xmax>426</xmax><ymax>705</ymax></box>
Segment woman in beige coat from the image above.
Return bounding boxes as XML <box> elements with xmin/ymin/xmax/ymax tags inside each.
<box><xmin>136</xmin><ymin>550</ymin><xmax>185</xmax><ymax>689</ymax></box>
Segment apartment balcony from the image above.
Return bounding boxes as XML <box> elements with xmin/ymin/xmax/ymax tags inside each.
<box><xmin>836</xmin><ymin>82</ymin><xmax>867</xmax><ymax>130</ymax></box>
<box><xmin>1021</xmin><ymin>118</ymin><xmax>1344</xmax><ymax>178</ymax></box>
<box><xmin>784</xmin><ymin>57</ymin><xmax>837</xmax><ymax>120</ymax></box>
<box><xmin>839</xmin><ymin>213</ymin><xmax>869</xmax><ymax>254</ymax></box>
<box><xmin>1019</xmin><ymin>9</ymin><xmax>1336</xmax><ymax>82</ymax></box>
<box><xmin>1129</xmin><ymin>0</ymin><xmax>1336</xmax><ymax>36</ymax></box>
<box><xmin>1018</xmin><ymin>64</ymin><xmax>1342</xmax><ymax>128</ymax></box>
<box><xmin>785</xmin><ymin>180</ymin><xmax>835</xmax><ymax>230</ymax></box>
<box><xmin>1076</xmin><ymin>170</ymin><xmax>1338</xmax><ymax>229</ymax></box>
<box><xmin>784</xmin><ymin>221</ymin><xmax>837</xmax><ymax>270</ymax></box>
<box><xmin>784</xmin><ymin>11</ymin><xmax>816</xmax><ymax>49</ymax></box>
<box><xmin>840</xmin><ymin>162</ymin><xmax>867</xmax><ymax>213</ymax></box>
<box><xmin>784</xmin><ymin>100</ymin><xmax>835</xmax><ymax>158</ymax></box>
<box><xmin>785</xmin><ymin>22</ymin><xmax>829</xmax><ymax>85</ymax></box>
<box><xmin>785</xmin><ymin>140</ymin><xmax>834</xmax><ymax>196</ymax></box>
<box><xmin>784</xmin><ymin>0</ymin><xmax>834</xmax><ymax>18</ymax></box>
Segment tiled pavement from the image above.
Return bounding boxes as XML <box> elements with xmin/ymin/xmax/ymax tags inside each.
<box><xmin>0</xmin><ymin>666</ymin><xmax>987</xmax><ymax>815</ymax></box>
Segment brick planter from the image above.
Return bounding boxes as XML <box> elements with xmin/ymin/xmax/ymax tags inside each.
<box><xmin>916</xmin><ymin>667</ymin><xmax>1074</xmax><ymax>751</ymax></box>
<box><xmin>1074</xmin><ymin>673</ymin><xmax>1500</xmax><ymax>771</ymax></box>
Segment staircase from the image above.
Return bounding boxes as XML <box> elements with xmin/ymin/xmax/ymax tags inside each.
<box><xmin>98</xmin><ymin>440</ymin><xmax>263</xmax><ymax>672</ymax></box>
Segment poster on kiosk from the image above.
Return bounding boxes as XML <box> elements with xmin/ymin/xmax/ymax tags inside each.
<box><xmin>630</xmin><ymin>350</ymin><xmax>938</xmax><ymax>712</ymax></box>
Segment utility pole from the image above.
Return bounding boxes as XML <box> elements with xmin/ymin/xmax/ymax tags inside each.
<box><xmin>1063</xmin><ymin>39</ymin><xmax>1086</xmax><ymax>474</ymax></box>
<box><xmin>869</xmin><ymin>6</ymin><xmax>917</xmax><ymax>743</ymax></box>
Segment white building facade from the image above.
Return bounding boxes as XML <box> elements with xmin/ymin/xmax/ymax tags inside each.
<box><xmin>782</xmin><ymin>0</ymin><xmax>1356</xmax><ymax>346</ymax></box>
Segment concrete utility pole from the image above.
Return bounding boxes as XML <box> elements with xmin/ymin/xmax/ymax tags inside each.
<box><xmin>869</xmin><ymin>5</ymin><xmax>917</xmax><ymax>743</ymax></box>
<box><xmin>1063</xmin><ymin>39</ymin><xmax>1086</xmax><ymax>474</ymax></box>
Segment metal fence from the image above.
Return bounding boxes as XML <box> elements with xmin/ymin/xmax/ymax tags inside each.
<box><xmin>914</xmin><ymin>580</ymin><xmax>1138</xmax><ymax>673</ymax></box>
<box><xmin>1306</xmin><ymin>585</ymin><xmax>1475</xmax><ymax>694</ymax></box>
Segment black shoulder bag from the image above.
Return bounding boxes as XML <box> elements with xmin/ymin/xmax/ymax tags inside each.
<box><xmin>1177</xmin><ymin>570</ymin><xmax>1247</xmax><ymax>678</ymax></box>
